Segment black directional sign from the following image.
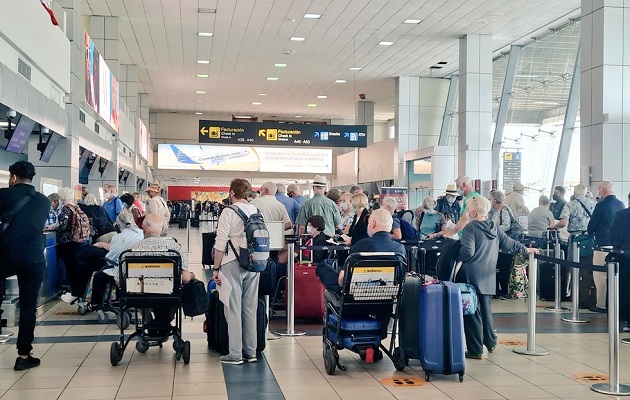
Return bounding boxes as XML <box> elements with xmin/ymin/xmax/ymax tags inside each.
<box><xmin>503</xmin><ymin>152</ymin><xmax>522</xmax><ymax>188</ymax></box>
<box><xmin>198</xmin><ymin>120</ymin><xmax>368</xmax><ymax>148</ymax></box>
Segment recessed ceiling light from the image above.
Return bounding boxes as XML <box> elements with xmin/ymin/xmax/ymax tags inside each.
<box><xmin>234</xmin><ymin>115</ymin><xmax>252</xmax><ymax>118</ymax></box>
<box><xmin>196</xmin><ymin>74</ymin><xmax>208</xmax><ymax>78</ymax></box>
<box><xmin>304</xmin><ymin>13</ymin><xmax>321</xmax><ymax>19</ymax></box>
<box><xmin>195</xmin><ymin>90</ymin><xmax>206</xmax><ymax>94</ymax></box>
<box><xmin>379</xmin><ymin>41</ymin><xmax>394</xmax><ymax>46</ymax></box>
<box><xmin>267</xmin><ymin>77</ymin><xmax>279</xmax><ymax>81</ymax></box>
<box><xmin>290</xmin><ymin>37</ymin><xmax>305</xmax><ymax>42</ymax></box>
<box><xmin>350</xmin><ymin>67</ymin><xmax>362</xmax><ymax>71</ymax></box>
<box><xmin>197</xmin><ymin>60</ymin><xmax>210</xmax><ymax>64</ymax></box>
<box><xmin>317</xmin><ymin>95</ymin><xmax>327</xmax><ymax>99</ymax></box>
<box><xmin>307</xmin><ymin>103</ymin><xmax>317</xmax><ymax>107</ymax></box>
<box><xmin>195</xmin><ymin>100</ymin><xmax>205</xmax><ymax>103</ymax></box>
<box><xmin>252</xmin><ymin>102</ymin><xmax>262</xmax><ymax>106</ymax></box>
<box><xmin>404</xmin><ymin>19</ymin><xmax>422</xmax><ymax>24</ymax></box>
<box><xmin>195</xmin><ymin>112</ymin><xmax>204</xmax><ymax>115</ymax></box>
<box><xmin>295</xmin><ymin>115</ymin><xmax>303</xmax><ymax>118</ymax></box>
<box><xmin>274</xmin><ymin>63</ymin><xmax>288</xmax><ymax>68</ymax></box>
<box><xmin>198</xmin><ymin>32</ymin><xmax>213</xmax><ymax>37</ymax></box>
<box><xmin>335</xmin><ymin>79</ymin><xmax>346</xmax><ymax>83</ymax></box>
<box><xmin>198</xmin><ymin>8</ymin><xmax>216</xmax><ymax>13</ymax></box>
<box><xmin>258</xmin><ymin>93</ymin><xmax>267</xmax><ymax>96</ymax></box>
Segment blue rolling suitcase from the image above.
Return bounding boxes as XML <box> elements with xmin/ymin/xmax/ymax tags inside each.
<box><xmin>327</xmin><ymin>314</ymin><xmax>381</xmax><ymax>357</ymax></box>
<box><xmin>399</xmin><ymin>276</ymin><xmax>465</xmax><ymax>382</ymax></box>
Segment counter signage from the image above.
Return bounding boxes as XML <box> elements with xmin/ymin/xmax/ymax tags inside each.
<box><xmin>198</xmin><ymin>120</ymin><xmax>367</xmax><ymax>148</ymax></box>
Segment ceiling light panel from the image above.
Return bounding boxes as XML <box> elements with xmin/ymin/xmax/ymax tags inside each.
<box><xmin>317</xmin><ymin>95</ymin><xmax>327</xmax><ymax>99</ymax></box>
<box><xmin>195</xmin><ymin>90</ymin><xmax>206</xmax><ymax>94</ymax></box>
<box><xmin>404</xmin><ymin>19</ymin><xmax>422</xmax><ymax>24</ymax></box>
<box><xmin>198</xmin><ymin>32</ymin><xmax>213</xmax><ymax>37</ymax></box>
<box><xmin>379</xmin><ymin>41</ymin><xmax>394</xmax><ymax>46</ymax></box>
<box><xmin>197</xmin><ymin>60</ymin><xmax>210</xmax><ymax>64</ymax></box>
<box><xmin>304</xmin><ymin>13</ymin><xmax>321</xmax><ymax>19</ymax></box>
<box><xmin>290</xmin><ymin>37</ymin><xmax>305</xmax><ymax>42</ymax></box>
<box><xmin>197</xmin><ymin>74</ymin><xmax>209</xmax><ymax>78</ymax></box>
<box><xmin>335</xmin><ymin>79</ymin><xmax>346</xmax><ymax>83</ymax></box>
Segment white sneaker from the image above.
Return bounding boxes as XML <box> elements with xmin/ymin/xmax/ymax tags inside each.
<box><xmin>0</xmin><ymin>337</ymin><xmax>9</xmax><ymax>344</ymax></box>
<box><xmin>60</xmin><ymin>293</ymin><xmax>78</xmax><ymax>303</ymax></box>
<box><xmin>0</xmin><ymin>332</ymin><xmax>14</xmax><ymax>338</ymax></box>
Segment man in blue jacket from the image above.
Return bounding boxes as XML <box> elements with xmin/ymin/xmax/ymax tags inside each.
<box><xmin>588</xmin><ymin>181</ymin><xmax>625</xmax><ymax>312</ymax></box>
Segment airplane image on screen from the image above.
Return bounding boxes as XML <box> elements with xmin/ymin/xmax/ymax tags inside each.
<box><xmin>170</xmin><ymin>144</ymin><xmax>252</xmax><ymax>170</ymax></box>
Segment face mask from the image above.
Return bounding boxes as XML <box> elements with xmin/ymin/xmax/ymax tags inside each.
<box><xmin>341</xmin><ymin>203</ymin><xmax>348</xmax><ymax>211</ymax></box>
<box><xmin>447</xmin><ymin>196</ymin><xmax>455</xmax><ymax>204</ymax></box>
<box><xmin>306</xmin><ymin>225</ymin><xmax>312</xmax><ymax>234</ymax></box>
<box><xmin>103</xmin><ymin>192</ymin><xmax>110</xmax><ymax>199</ymax></box>
<box><xmin>369</xmin><ymin>202</ymin><xmax>374</xmax><ymax>208</ymax></box>
<box><xmin>457</xmin><ymin>189</ymin><xmax>464</xmax><ymax>196</ymax></box>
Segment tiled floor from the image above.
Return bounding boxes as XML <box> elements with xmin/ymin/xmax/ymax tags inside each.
<box><xmin>1</xmin><ymin>222</ymin><xmax>629</xmax><ymax>399</ymax></box>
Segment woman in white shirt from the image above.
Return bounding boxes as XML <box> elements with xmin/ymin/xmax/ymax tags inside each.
<box><xmin>212</xmin><ymin>178</ymin><xmax>260</xmax><ymax>365</ymax></box>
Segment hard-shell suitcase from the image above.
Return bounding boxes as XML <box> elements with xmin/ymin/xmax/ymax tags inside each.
<box><xmin>202</xmin><ymin>232</ymin><xmax>217</xmax><ymax>268</ymax></box>
<box><xmin>178</xmin><ymin>219</ymin><xmax>187</xmax><ymax>229</ymax></box>
<box><xmin>205</xmin><ymin>282</ymin><xmax>267</xmax><ymax>354</ymax></box>
<box><xmin>538</xmin><ymin>249</ymin><xmax>569</xmax><ymax>301</ymax></box>
<box><xmin>399</xmin><ymin>276</ymin><xmax>465</xmax><ymax>382</ymax></box>
<box><xmin>326</xmin><ymin>314</ymin><xmax>381</xmax><ymax>352</ymax></box>
<box><xmin>290</xmin><ymin>263</ymin><xmax>325</xmax><ymax>319</ymax></box>
<box><xmin>190</xmin><ymin>218</ymin><xmax>199</xmax><ymax>228</ymax></box>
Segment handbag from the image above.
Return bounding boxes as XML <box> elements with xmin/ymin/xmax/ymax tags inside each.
<box><xmin>501</xmin><ymin>207</ymin><xmax>523</xmax><ymax>240</ymax></box>
<box><xmin>181</xmin><ymin>278</ymin><xmax>208</xmax><ymax>317</ymax></box>
<box><xmin>572</xmin><ymin>199</ymin><xmax>595</xmax><ymax>257</ymax></box>
<box><xmin>508</xmin><ymin>254</ymin><xmax>529</xmax><ymax>299</ymax></box>
<box><xmin>452</xmin><ymin>261</ymin><xmax>478</xmax><ymax>316</ymax></box>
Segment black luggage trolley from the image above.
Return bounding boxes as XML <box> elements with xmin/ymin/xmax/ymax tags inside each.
<box><xmin>322</xmin><ymin>252</ymin><xmax>406</xmax><ymax>375</ymax></box>
<box><xmin>109</xmin><ymin>249</ymin><xmax>191</xmax><ymax>366</ymax></box>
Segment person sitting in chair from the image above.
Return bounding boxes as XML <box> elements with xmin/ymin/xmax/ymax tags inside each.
<box><xmin>316</xmin><ymin>209</ymin><xmax>405</xmax><ymax>342</ymax></box>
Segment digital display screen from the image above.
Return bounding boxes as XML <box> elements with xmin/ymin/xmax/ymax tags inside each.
<box><xmin>157</xmin><ymin>143</ymin><xmax>332</xmax><ymax>173</ymax></box>
<box><xmin>6</xmin><ymin>116</ymin><xmax>35</xmax><ymax>154</ymax></box>
<box><xmin>138</xmin><ymin>118</ymin><xmax>149</xmax><ymax>161</ymax></box>
<box><xmin>85</xmin><ymin>32</ymin><xmax>120</xmax><ymax>132</ymax></box>
<box><xmin>40</xmin><ymin>132</ymin><xmax>63</xmax><ymax>162</ymax></box>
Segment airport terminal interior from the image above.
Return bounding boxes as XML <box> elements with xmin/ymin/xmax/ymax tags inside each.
<box><xmin>3</xmin><ymin>0</ymin><xmax>630</xmax><ymax>399</ymax></box>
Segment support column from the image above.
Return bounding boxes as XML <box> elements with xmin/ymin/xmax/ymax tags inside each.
<box><xmin>394</xmin><ymin>77</ymin><xmax>420</xmax><ymax>185</ymax></box>
<box><xmin>88</xmin><ymin>16</ymin><xmax>119</xmax><ymax>76</ymax></box>
<box><xmin>120</xmin><ymin>64</ymin><xmax>138</xmax><ymax>118</ymax></box>
<box><xmin>458</xmin><ymin>34</ymin><xmax>493</xmax><ymax>183</ymax></box>
<box><xmin>581</xmin><ymin>1</ymin><xmax>630</xmax><ymax>196</ymax></box>
<box><xmin>356</xmin><ymin>101</ymin><xmax>375</xmax><ymax>145</ymax></box>
<box><xmin>492</xmin><ymin>46</ymin><xmax>522</xmax><ymax>180</ymax></box>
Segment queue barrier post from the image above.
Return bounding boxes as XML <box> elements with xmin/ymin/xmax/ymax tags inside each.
<box><xmin>545</xmin><ymin>238</ymin><xmax>570</xmax><ymax>312</ymax></box>
<box><xmin>274</xmin><ymin>241</ymin><xmax>306</xmax><ymax>337</ymax></box>
<box><xmin>591</xmin><ymin>261</ymin><xmax>630</xmax><ymax>395</ymax></box>
<box><xmin>513</xmin><ymin>251</ymin><xmax>550</xmax><ymax>356</ymax></box>
<box><xmin>265</xmin><ymin>295</ymin><xmax>281</xmax><ymax>340</ymax></box>
<box><xmin>562</xmin><ymin>241</ymin><xmax>590</xmax><ymax>323</ymax></box>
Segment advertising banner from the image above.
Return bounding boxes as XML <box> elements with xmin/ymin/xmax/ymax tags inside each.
<box><xmin>157</xmin><ymin>144</ymin><xmax>332</xmax><ymax>173</ymax></box>
<box><xmin>138</xmin><ymin>118</ymin><xmax>149</xmax><ymax>161</ymax></box>
<box><xmin>84</xmin><ymin>32</ymin><xmax>120</xmax><ymax>132</ymax></box>
<box><xmin>380</xmin><ymin>187</ymin><xmax>408</xmax><ymax>211</ymax></box>
<box><xmin>198</xmin><ymin>120</ymin><xmax>367</xmax><ymax>148</ymax></box>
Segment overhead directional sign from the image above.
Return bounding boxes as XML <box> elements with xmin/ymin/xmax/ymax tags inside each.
<box><xmin>503</xmin><ymin>152</ymin><xmax>522</xmax><ymax>189</ymax></box>
<box><xmin>198</xmin><ymin>120</ymin><xmax>368</xmax><ymax>148</ymax></box>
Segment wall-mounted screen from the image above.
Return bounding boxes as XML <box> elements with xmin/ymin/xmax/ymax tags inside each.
<box><xmin>138</xmin><ymin>118</ymin><xmax>149</xmax><ymax>161</ymax></box>
<box><xmin>157</xmin><ymin>144</ymin><xmax>332</xmax><ymax>173</ymax></box>
<box><xmin>84</xmin><ymin>32</ymin><xmax>119</xmax><ymax>132</ymax></box>
<box><xmin>6</xmin><ymin>116</ymin><xmax>36</xmax><ymax>154</ymax></box>
<box><xmin>40</xmin><ymin>132</ymin><xmax>63</xmax><ymax>162</ymax></box>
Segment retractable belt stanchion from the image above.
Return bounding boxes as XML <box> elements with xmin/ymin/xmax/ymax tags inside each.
<box><xmin>186</xmin><ymin>217</ymin><xmax>191</xmax><ymax>264</ymax></box>
<box><xmin>265</xmin><ymin>295</ymin><xmax>280</xmax><ymax>340</ymax></box>
<box><xmin>591</xmin><ymin>261</ymin><xmax>630</xmax><ymax>395</ymax></box>
<box><xmin>562</xmin><ymin>241</ymin><xmax>589</xmax><ymax>323</ymax></box>
<box><xmin>274</xmin><ymin>240</ymin><xmax>306</xmax><ymax>337</ymax></box>
<box><xmin>545</xmin><ymin>238</ymin><xmax>570</xmax><ymax>312</ymax></box>
<box><xmin>514</xmin><ymin>251</ymin><xmax>550</xmax><ymax>356</ymax></box>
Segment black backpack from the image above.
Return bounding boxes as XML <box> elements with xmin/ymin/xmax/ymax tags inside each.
<box><xmin>435</xmin><ymin>239</ymin><xmax>462</xmax><ymax>281</ymax></box>
<box><xmin>181</xmin><ymin>278</ymin><xmax>208</xmax><ymax>317</ymax></box>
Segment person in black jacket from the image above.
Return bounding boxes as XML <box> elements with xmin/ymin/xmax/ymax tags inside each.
<box><xmin>609</xmin><ymin>195</ymin><xmax>630</xmax><ymax>331</ymax></box>
<box><xmin>306</xmin><ymin>215</ymin><xmax>331</xmax><ymax>265</ymax></box>
<box><xmin>78</xmin><ymin>193</ymin><xmax>116</xmax><ymax>243</ymax></box>
<box><xmin>0</xmin><ymin>161</ymin><xmax>50</xmax><ymax>370</ymax></box>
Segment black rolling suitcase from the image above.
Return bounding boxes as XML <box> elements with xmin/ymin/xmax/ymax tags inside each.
<box><xmin>178</xmin><ymin>219</ymin><xmax>187</xmax><ymax>229</ymax></box>
<box><xmin>190</xmin><ymin>218</ymin><xmax>199</xmax><ymax>228</ymax></box>
<box><xmin>202</xmin><ymin>232</ymin><xmax>216</xmax><ymax>268</ymax></box>
<box><xmin>416</xmin><ymin>239</ymin><xmax>450</xmax><ymax>276</ymax></box>
<box><xmin>538</xmin><ymin>248</ymin><xmax>569</xmax><ymax>301</ymax></box>
<box><xmin>205</xmin><ymin>288</ymin><xmax>267</xmax><ymax>355</ymax></box>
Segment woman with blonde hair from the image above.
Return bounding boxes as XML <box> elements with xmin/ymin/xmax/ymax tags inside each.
<box><xmin>346</xmin><ymin>193</ymin><xmax>370</xmax><ymax>245</ymax></box>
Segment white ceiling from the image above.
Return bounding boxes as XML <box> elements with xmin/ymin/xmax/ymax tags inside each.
<box><xmin>81</xmin><ymin>0</ymin><xmax>580</xmax><ymax>122</ymax></box>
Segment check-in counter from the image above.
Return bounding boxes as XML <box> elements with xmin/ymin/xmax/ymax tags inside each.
<box><xmin>2</xmin><ymin>231</ymin><xmax>62</xmax><ymax>326</ymax></box>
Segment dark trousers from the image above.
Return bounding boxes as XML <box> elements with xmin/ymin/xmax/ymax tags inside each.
<box><xmin>619</xmin><ymin>259</ymin><xmax>630</xmax><ymax>322</ymax></box>
<box><xmin>57</xmin><ymin>241</ymin><xmax>83</xmax><ymax>296</ymax></box>
<box><xmin>1</xmin><ymin>261</ymin><xmax>45</xmax><ymax>355</ymax></box>
<box><xmin>463</xmin><ymin>293</ymin><xmax>497</xmax><ymax>355</ymax></box>
<box><xmin>496</xmin><ymin>253</ymin><xmax>513</xmax><ymax>296</ymax></box>
<box><xmin>89</xmin><ymin>271</ymin><xmax>115</xmax><ymax>306</ymax></box>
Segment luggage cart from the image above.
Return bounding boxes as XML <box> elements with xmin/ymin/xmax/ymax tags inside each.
<box><xmin>109</xmin><ymin>249</ymin><xmax>190</xmax><ymax>366</ymax></box>
<box><xmin>322</xmin><ymin>252</ymin><xmax>406</xmax><ymax>374</ymax></box>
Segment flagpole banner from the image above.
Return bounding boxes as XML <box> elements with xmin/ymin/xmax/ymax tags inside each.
<box><xmin>380</xmin><ymin>187</ymin><xmax>408</xmax><ymax>211</ymax></box>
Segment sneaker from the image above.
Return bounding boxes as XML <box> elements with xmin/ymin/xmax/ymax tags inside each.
<box><xmin>623</xmin><ymin>322</ymin><xmax>630</xmax><ymax>333</ymax></box>
<box><xmin>220</xmin><ymin>356</ymin><xmax>243</xmax><ymax>365</ymax></box>
<box><xmin>499</xmin><ymin>295</ymin><xmax>510</xmax><ymax>300</ymax></box>
<box><xmin>243</xmin><ymin>355</ymin><xmax>257</xmax><ymax>363</ymax></box>
<box><xmin>465</xmin><ymin>352</ymin><xmax>483</xmax><ymax>360</ymax></box>
<box><xmin>85</xmin><ymin>303</ymin><xmax>99</xmax><ymax>313</ymax></box>
<box><xmin>487</xmin><ymin>342</ymin><xmax>498</xmax><ymax>353</ymax></box>
<box><xmin>590</xmin><ymin>306</ymin><xmax>607</xmax><ymax>314</ymax></box>
<box><xmin>60</xmin><ymin>293</ymin><xmax>78</xmax><ymax>303</ymax></box>
<box><xmin>0</xmin><ymin>332</ymin><xmax>14</xmax><ymax>338</ymax></box>
<box><xmin>0</xmin><ymin>337</ymin><xmax>10</xmax><ymax>344</ymax></box>
<box><xmin>14</xmin><ymin>355</ymin><xmax>40</xmax><ymax>371</ymax></box>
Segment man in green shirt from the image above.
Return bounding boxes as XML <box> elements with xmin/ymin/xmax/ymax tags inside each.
<box><xmin>444</xmin><ymin>176</ymin><xmax>480</xmax><ymax>238</ymax></box>
<box><xmin>295</xmin><ymin>175</ymin><xmax>342</xmax><ymax>237</ymax></box>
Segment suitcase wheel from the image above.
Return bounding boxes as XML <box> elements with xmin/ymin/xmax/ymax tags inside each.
<box><xmin>392</xmin><ymin>347</ymin><xmax>406</xmax><ymax>371</ymax></box>
<box><xmin>459</xmin><ymin>372</ymin><xmax>465</xmax><ymax>382</ymax></box>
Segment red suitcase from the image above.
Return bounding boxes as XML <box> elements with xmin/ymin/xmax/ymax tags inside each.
<box><xmin>286</xmin><ymin>263</ymin><xmax>325</xmax><ymax>320</ymax></box>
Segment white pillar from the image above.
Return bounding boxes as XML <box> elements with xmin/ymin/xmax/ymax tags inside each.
<box><xmin>394</xmin><ymin>77</ymin><xmax>420</xmax><ymax>185</ymax></box>
<box><xmin>581</xmin><ymin>0</ymin><xmax>630</xmax><ymax>197</ymax></box>
<box><xmin>458</xmin><ymin>34</ymin><xmax>493</xmax><ymax>182</ymax></box>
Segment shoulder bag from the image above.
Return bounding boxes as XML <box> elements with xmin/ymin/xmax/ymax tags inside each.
<box><xmin>0</xmin><ymin>192</ymin><xmax>35</xmax><ymax>236</ymax></box>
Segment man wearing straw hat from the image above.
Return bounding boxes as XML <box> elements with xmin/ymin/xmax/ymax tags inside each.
<box><xmin>295</xmin><ymin>175</ymin><xmax>342</xmax><ymax>238</ymax></box>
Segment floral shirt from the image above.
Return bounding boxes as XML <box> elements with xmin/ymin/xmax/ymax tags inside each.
<box><xmin>560</xmin><ymin>196</ymin><xmax>596</xmax><ymax>233</ymax></box>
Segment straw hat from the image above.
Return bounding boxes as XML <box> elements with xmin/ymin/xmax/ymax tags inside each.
<box><xmin>445</xmin><ymin>184</ymin><xmax>458</xmax><ymax>196</ymax></box>
<box><xmin>145</xmin><ymin>183</ymin><xmax>160</xmax><ymax>193</ymax></box>
<box><xmin>312</xmin><ymin>175</ymin><xmax>327</xmax><ymax>187</ymax></box>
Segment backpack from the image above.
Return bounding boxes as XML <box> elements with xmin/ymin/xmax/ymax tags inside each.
<box><xmin>396</xmin><ymin>209</ymin><xmax>415</xmax><ymax>225</ymax></box>
<box><xmin>66</xmin><ymin>204</ymin><xmax>91</xmax><ymax>243</ymax></box>
<box><xmin>227</xmin><ymin>205</ymin><xmax>270</xmax><ymax>272</ymax></box>
<box><xmin>435</xmin><ymin>239</ymin><xmax>462</xmax><ymax>281</ymax></box>
<box><xmin>181</xmin><ymin>278</ymin><xmax>209</xmax><ymax>317</ymax></box>
<box><xmin>398</xmin><ymin>217</ymin><xmax>419</xmax><ymax>240</ymax></box>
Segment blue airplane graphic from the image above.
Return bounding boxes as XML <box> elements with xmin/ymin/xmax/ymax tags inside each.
<box><xmin>170</xmin><ymin>145</ymin><xmax>251</xmax><ymax>170</ymax></box>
